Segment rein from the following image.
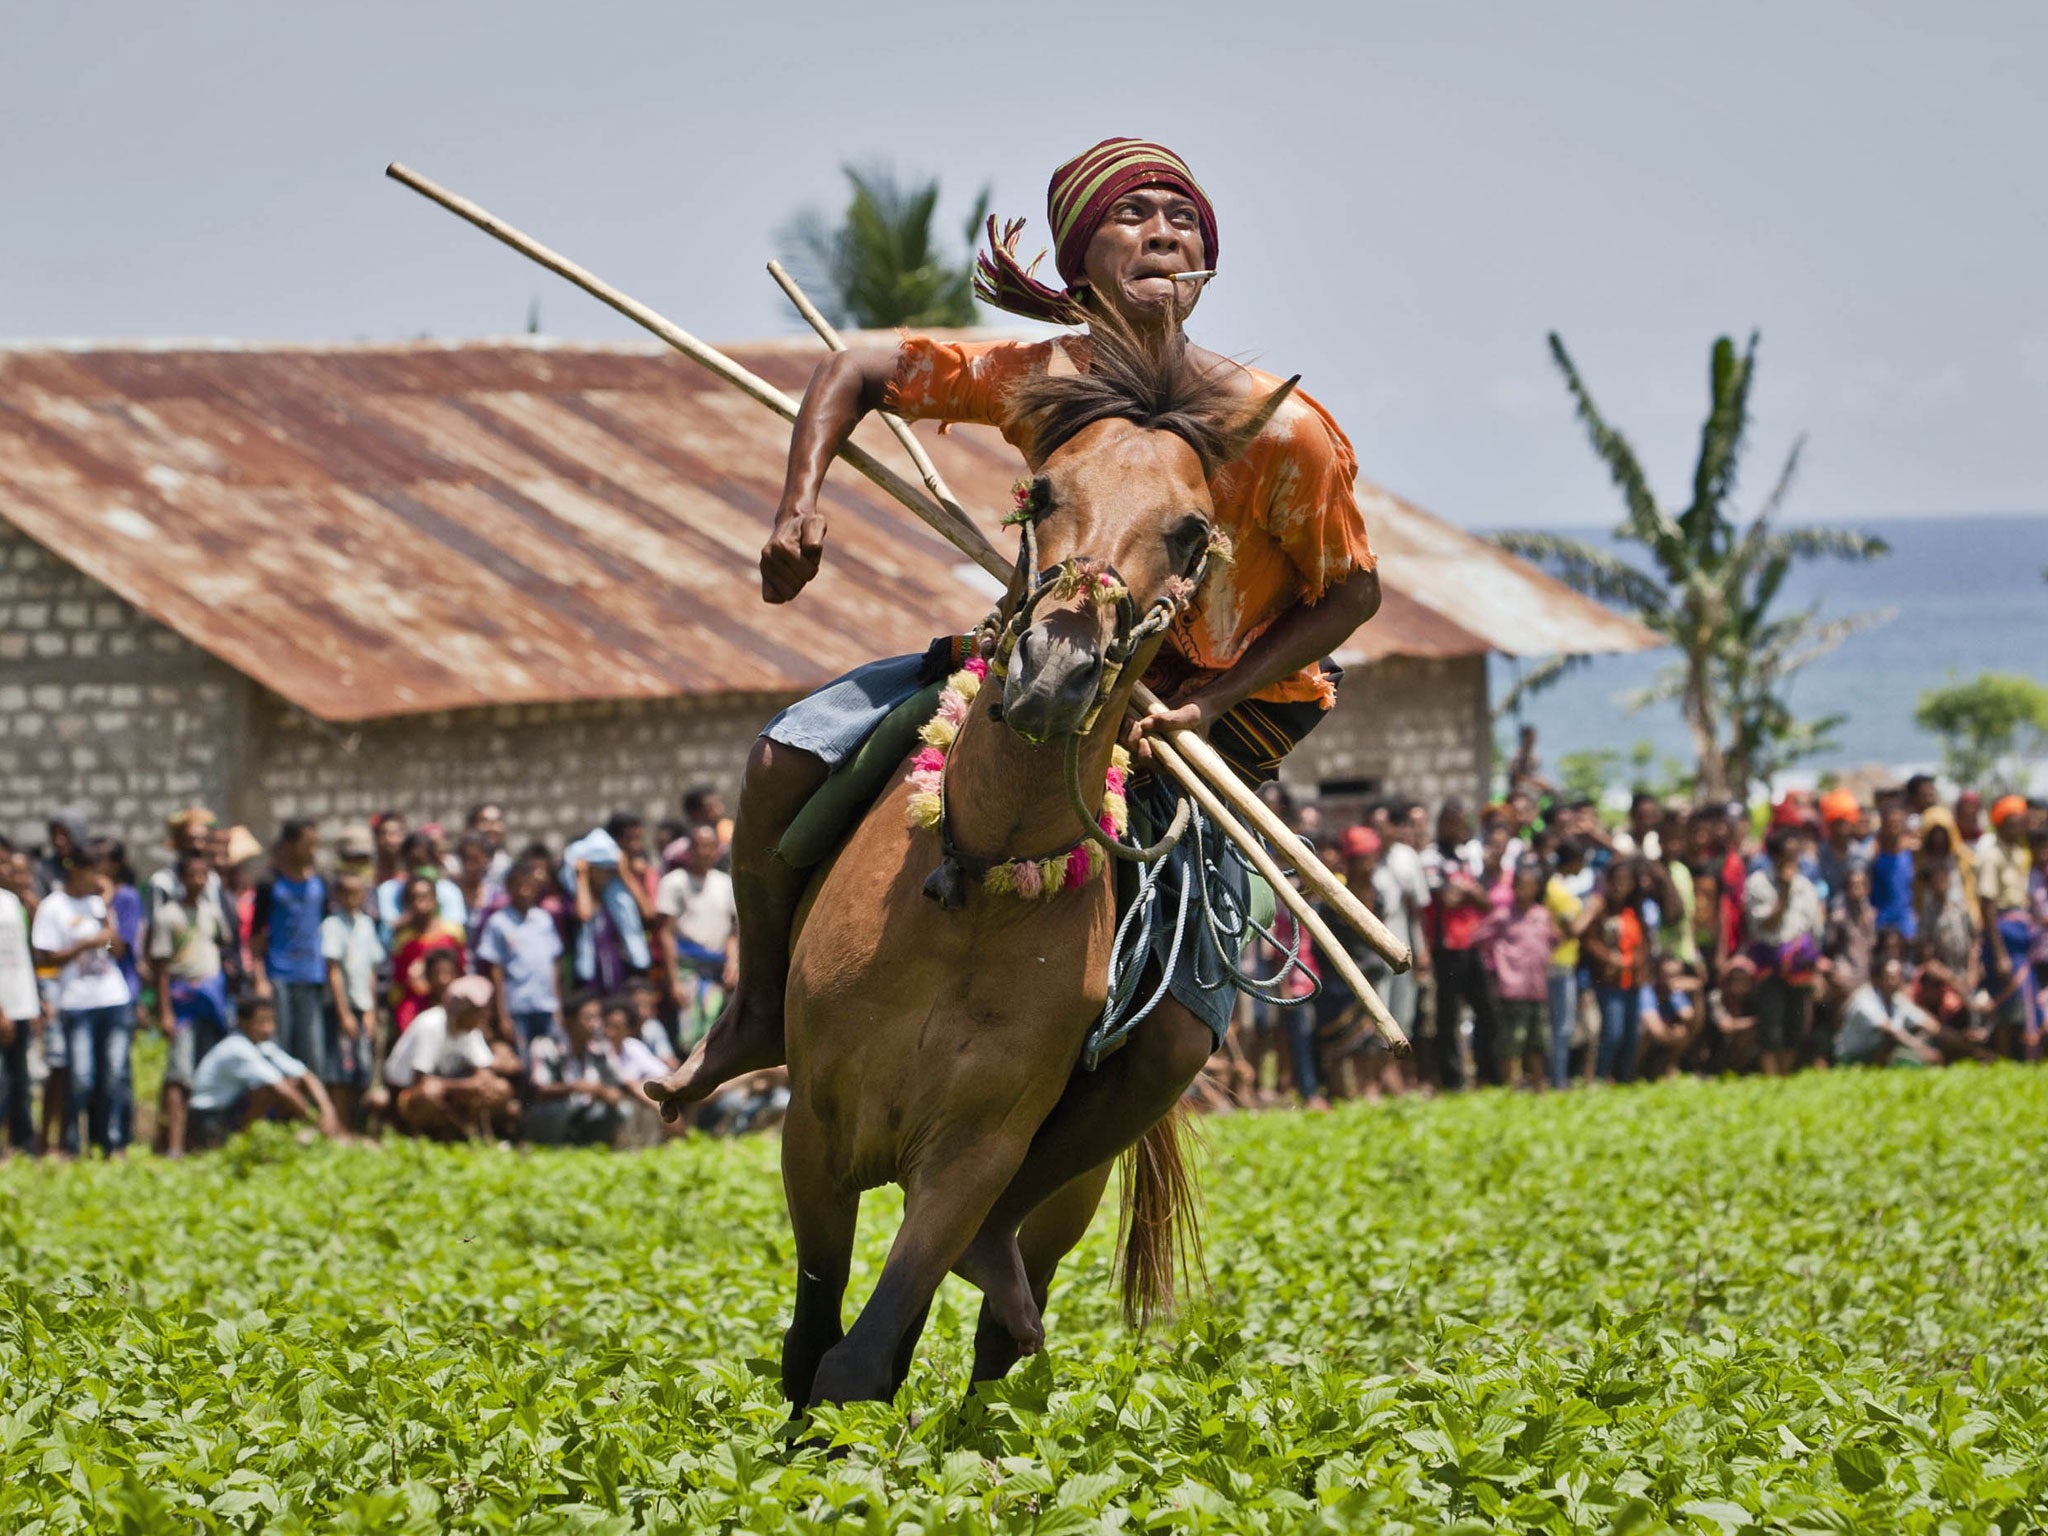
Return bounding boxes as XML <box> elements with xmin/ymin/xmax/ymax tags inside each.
<box><xmin>911</xmin><ymin>488</ymin><xmax>1209</xmax><ymax>907</ymax></box>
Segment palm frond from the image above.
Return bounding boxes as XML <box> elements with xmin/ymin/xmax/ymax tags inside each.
<box><xmin>1683</xmin><ymin>331</ymin><xmax>1758</xmax><ymax>556</ymax></box>
<box><xmin>1490</xmin><ymin>529</ymin><xmax>1670</xmax><ymax>615</ymax></box>
<box><xmin>1759</xmin><ymin>527</ymin><xmax>1890</xmax><ymax>564</ymax></box>
<box><xmin>1616</xmin><ymin>664</ymin><xmax>1687</xmax><ymax>713</ymax></box>
<box><xmin>1545</xmin><ymin>334</ymin><xmax>1682</xmax><ymax>567</ymax></box>
<box><xmin>778</xmin><ymin>163</ymin><xmax>979</xmax><ymax>331</ymax></box>
<box><xmin>1768</xmin><ymin>606</ymin><xmax>1897</xmax><ymax>677</ymax></box>
<box><xmin>1492</xmin><ymin>653</ymin><xmax>1592</xmax><ymax>718</ymax></box>
<box><xmin>1753</xmin><ymin>434</ymin><xmax>1805</xmax><ymax>526</ymax></box>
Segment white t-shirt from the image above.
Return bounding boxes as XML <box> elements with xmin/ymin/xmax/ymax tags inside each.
<box><xmin>656</xmin><ymin>867</ymin><xmax>738</xmax><ymax>955</ymax></box>
<box><xmin>190</xmin><ymin>1033</ymin><xmax>307</xmax><ymax>1112</ymax></box>
<box><xmin>31</xmin><ymin>888</ymin><xmax>132</xmax><ymax>1012</ymax></box>
<box><xmin>383</xmin><ymin>1006</ymin><xmax>496</xmax><ymax>1088</ymax></box>
<box><xmin>321</xmin><ymin>910</ymin><xmax>386</xmax><ymax>1014</ymax></box>
<box><xmin>0</xmin><ymin>890</ymin><xmax>39</xmax><ymax>1022</ymax></box>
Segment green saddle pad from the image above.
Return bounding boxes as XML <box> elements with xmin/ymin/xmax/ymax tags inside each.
<box><xmin>775</xmin><ymin>680</ymin><xmax>944</xmax><ymax>870</ymax></box>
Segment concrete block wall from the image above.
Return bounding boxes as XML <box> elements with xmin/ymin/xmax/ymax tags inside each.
<box><xmin>245</xmin><ymin>689</ymin><xmax>788</xmax><ymax>854</ymax></box>
<box><xmin>1281</xmin><ymin>655</ymin><xmax>1491</xmax><ymax>810</ymax></box>
<box><xmin>0</xmin><ymin>524</ymin><xmax>242</xmax><ymax>861</ymax></box>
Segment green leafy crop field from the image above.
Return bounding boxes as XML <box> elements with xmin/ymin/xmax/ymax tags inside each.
<box><xmin>4</xmin><ymin>1068</ymin><xmax>2046</xmax><ymax>1534</ymax></box>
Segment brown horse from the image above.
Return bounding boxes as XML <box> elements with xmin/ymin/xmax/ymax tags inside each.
<box><xmin>776</xmin><ymin>327</ymin><xmax>1296</xmax><ymax>1408</ymax></box>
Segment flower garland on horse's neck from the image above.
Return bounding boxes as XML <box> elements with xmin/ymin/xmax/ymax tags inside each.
<box><xmin>904</xmin><ymin>656</ymin><xmax>1130</xmax><ymax>900</ymax></box>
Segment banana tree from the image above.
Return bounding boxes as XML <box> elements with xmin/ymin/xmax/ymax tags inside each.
<box><xmin>1495</xmin><ymin>332</ymin><xmax>1889</xmax><ymax>802</ymax></box>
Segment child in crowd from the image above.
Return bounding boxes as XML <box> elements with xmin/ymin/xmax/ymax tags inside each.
<box><xmin>321</xmin><ymin>871</ymin><xmax>385</xmax><ymax>1129</ymax></box>
<box><xmin>1474</xmin><ymin>858</ymin><xmax>1560</xmax><ymax>1090</ymax></box>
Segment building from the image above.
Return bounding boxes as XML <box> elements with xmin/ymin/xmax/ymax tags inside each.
<box><xmin>0</xmin><ymin>336</ymin><xmax>1655</xmax><ymax>865</ymax></box>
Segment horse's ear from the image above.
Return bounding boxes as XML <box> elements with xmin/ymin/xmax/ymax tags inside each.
<box><xmin>1220</xmin><ymin>374</ymin><xmax>1300</xmax><ymax>463</ymax></box>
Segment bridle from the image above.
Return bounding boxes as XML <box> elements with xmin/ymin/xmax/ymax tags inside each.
<box><xmin>920</xmin><ymin>490</ymin><xmax>1212</xmax><ymax>906</ymax></box>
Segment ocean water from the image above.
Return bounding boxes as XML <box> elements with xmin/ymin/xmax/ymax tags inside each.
<box><xmin>1482</xmin><ymin>511</ymin><xmax>2048</xmax><ymax>782</ymax></box>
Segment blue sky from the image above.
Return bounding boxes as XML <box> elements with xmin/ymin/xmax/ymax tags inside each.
<box><xmin>4</xmin><ymin>0</ymin><xmax>2044</xmax><ymax>529</ymax></box>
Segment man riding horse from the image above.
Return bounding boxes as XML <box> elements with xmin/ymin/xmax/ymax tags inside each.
<box><xmin>645</xmin><ymin>136</ymin><xmax>1381</xmax><ymax>1323</ymax></box>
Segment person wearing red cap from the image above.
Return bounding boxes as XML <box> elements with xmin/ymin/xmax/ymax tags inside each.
<box><xmin>650</xmin><ymin>138</ymin><xmax>1384</xmax><ymax>1132</ymax></box>
<box><xmin>1814</xmin><ymin>790</ymin><xmax>1870</xmax><ymax>906</ymax></box>
<box><xmin>1978</xmin><ymin>795</ymin><xmax>2038</xmax><ymax>1049</ymax></box>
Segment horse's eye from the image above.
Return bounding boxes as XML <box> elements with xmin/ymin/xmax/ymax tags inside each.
<box><xmin>1165</xmin><ymin>515</ymin><xmax>1211</xmax><ymax>573</ymax></box>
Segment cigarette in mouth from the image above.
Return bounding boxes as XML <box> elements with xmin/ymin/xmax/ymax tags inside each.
<box><xmin>1171</xmin><ymin>271</ymin><xmax>1216</xmax><ymax>283</ymax></box>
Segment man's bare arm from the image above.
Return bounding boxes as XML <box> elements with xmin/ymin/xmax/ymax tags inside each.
<box><xmin>760</xmin><ymin>347</ymin><xmax>899</xmax><ymax>603</ymax></box>
<box><xmin>1132</xmin><ymin>565</ymin><xmax>1382</xmax><ymax>743</ymax></box>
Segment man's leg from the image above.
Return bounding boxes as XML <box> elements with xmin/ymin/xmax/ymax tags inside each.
<box><xmin>1434</xmin><ymin>952</ymin><xmax>1469</xmax><ymax>1089</ymax></box>
<box><xmin>953</xmin><ymin>995</ymin><xmax>1214</xmax><ymax>1318</ymax></box>
<box><xmin>101</xmin><ymin>1006</ymin><xmax>135</xmax><ymax>1155</ymax></box>
<box><xmin>644</xmin><ymin>734</ymin><xmax>828</xmax><ymax>1117</ymax></box>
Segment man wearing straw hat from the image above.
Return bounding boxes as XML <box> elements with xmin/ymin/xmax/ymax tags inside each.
<box><xmin>646</xmin><ymin>137</ymin><xmax>1382</xmax><ymax>1243</ymax></box>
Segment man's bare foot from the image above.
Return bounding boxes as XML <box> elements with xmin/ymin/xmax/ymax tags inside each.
<box><xmin>641</xmin><ymin>989</ymin><xmax>786</xmax><ymax>1122</ymax></box>
<box><xmin>952</xmin><ymin>1226</ymin><xmax>1043</xmax><ymax>1351</ymax></box>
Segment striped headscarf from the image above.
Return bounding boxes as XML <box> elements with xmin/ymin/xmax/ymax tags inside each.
<box><xmin>975</xmin><ymin>138</ymin><xmax>1218</xmax><ymax>325</ymax></box>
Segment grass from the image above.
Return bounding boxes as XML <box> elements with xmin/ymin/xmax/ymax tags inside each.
<box><xmin>3</xmin><ymin>1067</ymin><xmax>2046</xmax><ymax>1532</ymax></box>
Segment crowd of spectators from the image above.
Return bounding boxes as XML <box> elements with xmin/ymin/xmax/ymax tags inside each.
<box><xmin>1216</xmin><ymin>733</ymin><xmax>2048</xmax><ymax>1110</ymax></box>
<box><xmin>0</xmin><ymin>738</ymin><xmax>2043</xmax><ymax>1158</ymax></box>
<box><xmin>0</xmin><ymin>790</ymin><xmax>754</xmax><ymax>1157</ymax></box>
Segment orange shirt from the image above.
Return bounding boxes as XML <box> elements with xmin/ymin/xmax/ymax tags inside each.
<box><xmin>885</xmin><ymin>334</ymin><xmax>1376</xmax><ymax>709</ymax></box>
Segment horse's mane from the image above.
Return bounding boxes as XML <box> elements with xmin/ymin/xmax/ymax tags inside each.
<box><xmin>1005</xmin><ymin>318</ymin><xmax>1247</xmax><ymax>477</ymax></box>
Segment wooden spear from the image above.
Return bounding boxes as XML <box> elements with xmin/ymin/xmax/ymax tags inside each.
<box><xmin>384</xmin><ymin>162</ymin><xmax>1413</xmax><ymax>992</ymax></box>
<box><xmin>763</xmin><ymin>262</ymin><xmax>1410</xmax><ymax>1052</ymax></box>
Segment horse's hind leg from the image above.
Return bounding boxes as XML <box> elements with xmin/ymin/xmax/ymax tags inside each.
<box><xmin>780</xmin><ymin>1103</ymin><xmax>857</xmax><ymax>1411</ymax></box>
<box><xmin>971</xmin><ymin>1161</ymin><xmax>1114</xmax><ymax>1385</ymax></box>
<box><xmin>810</xmin><ymin>1141</ymin><xmax>1034</xmax><ymax>1405</ymax></box>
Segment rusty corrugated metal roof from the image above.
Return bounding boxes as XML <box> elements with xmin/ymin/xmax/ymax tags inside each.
<box><xmin>0</xmin><ymin>335</ymin><xmax>1656</xmax><ymax>722</ymax></box>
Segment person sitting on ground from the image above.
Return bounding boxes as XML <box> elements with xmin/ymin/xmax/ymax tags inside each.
<box><xmin>187</xmin><ymin>994</ymin><xmax>343</xmax><ymax>1148</ymax></box>
<box><xmin>1637</xmin><ymin>954</ymin><xmax>1701</xmax><ymax>1080</ymax></box>
<box><xmin>382</xmin><ymin>975</ymin><xmax>518</xmax><ymax>1140</ymax></box>
<box><xmin>1710</xmin><ymin>954</ymin><xmax>1761</xmax><ymax>1073</ymax></box>
<box><xmin>149</xmin><ymin>846</ymin><xmax>235</xmax><ymax>1156</ymax></box>
<box><xmin>1835</xmin><ymin>956</ymin><xmax>1942</xmax><ymax>1068</ymax></box>
<box><xmin>598</xmin><ymin>994</ymin><xmax>669</xmax><ymax>1088</ymax></box>
<box><xmin>525</xmin><ymin>994</ymin><xmax>630</xmax><ymax>1147</ymax></box>
<box><xmin>626</xmin><ymin>975</ymin><xmax>680</xmax><ymax>1068</ymax></box>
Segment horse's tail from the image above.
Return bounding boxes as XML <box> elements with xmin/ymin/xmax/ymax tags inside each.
<box><xmin>1115</xmin><ymin>1103</ymin><xmax>1205</xmax><ymax>1329</ymax></box>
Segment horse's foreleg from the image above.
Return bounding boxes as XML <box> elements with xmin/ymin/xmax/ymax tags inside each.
<box><xmin>887</xmin><ymin>1301</ymin><xmax>932</xmax><ymax>1399</ymax></box>
<box><xmin>810</xmin><ymin>1138</ymin><xmax>1036</xmax><ymax>1406</ymax></box>
<box><xmin>970</xmin><ymin>1161</ymin><xmax>1114</xmax><ymax>1385</ymax></box>
<box><xmin>780</xmin><ymin>1104</ymin><xmax>857</xmax><ymax>1411</ymax></box>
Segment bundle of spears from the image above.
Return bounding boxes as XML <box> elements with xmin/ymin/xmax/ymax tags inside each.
<box><xmin>384</xmin><ymin>164</ymin><xmax>1414</xmax><ymax>1053</ymax></box>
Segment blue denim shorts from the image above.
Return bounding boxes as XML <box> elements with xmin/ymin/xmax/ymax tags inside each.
<box><xmin>763</xmin><ymin>652</ymin><xmax>930</xmax><ymax>767</ymax></box>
